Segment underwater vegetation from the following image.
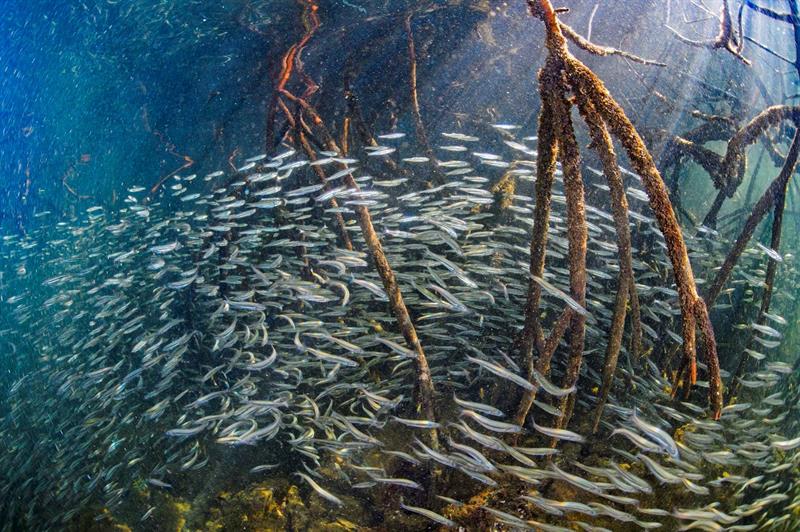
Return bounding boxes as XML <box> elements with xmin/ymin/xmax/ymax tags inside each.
<box><xmin>2</xmin><ymin>0</ymin><xmax>800</xmax><ymax>530</ymax></box>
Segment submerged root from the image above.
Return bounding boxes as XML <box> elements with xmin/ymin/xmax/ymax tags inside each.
<box><xmin>515</xmin><ymin>84</ymin><xmax>559</xmax><ymax>373</ymax></box>
<box><xmin>263</xmin><ymin>7</ymin><xmax>440</xmax><ymax>445</ymax></box>
<box><xmin>404</xmin><ymin>13</ymin><xmax>442</xmax><ymax>184</ymax></box>
<box><xmin>548</xmin><ymin>81</ymin><xmax>588</xmax><ymax>433</ymax></box>
<box><xmin>720</xmin><ymin>106</ymin><xmax>800</xmax><ymax>197</ymax></box>
<box><xmin>705</xmin><ymin>127</ymin><xmax>800</xmax><ymax>308</ymax></box>
<box><xmin>514</xmin><ymin>307</ymin><xmax>573</xmax><ymax>430</ymax></box>
<box><xmin>577</xmin><ymin>98</ymin><xmax>637</xmax><ymax>432</ymax></box>
<box><xmin>568</xmin><ymin>56</ymin><xmax>721</xmax><ymax>419</ymax></box>
<box><xmin>518</xmin><ymin>0</ymin><xmax>722</xmax><ymax>425</ymax></box>
<box><xmin>728</xmin><ymin>180</ymin><xmax>786</xmax><ymax>399</ymax></box>
<box><xmin>293</xmin><ymin>130</ymin><xmax>354</xmax><ymax>251</ymax></box>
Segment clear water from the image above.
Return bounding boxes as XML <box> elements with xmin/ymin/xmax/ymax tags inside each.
<box><xmin>1</xmin><ymin>1</ymin><xmax>799</xmax><ymax>530</ymax></box>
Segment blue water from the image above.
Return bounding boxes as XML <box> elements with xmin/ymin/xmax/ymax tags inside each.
<box><xmin>3</xmin><ymin>1</ymin><xmax>800</xmax><ymax>530</ymax></box>
<box><xmin>1</xmin><ymin>1</ymin><xmax>282</xmax><ymax>229</ymax></box>
<box><xmin>0</xmin><ymin>0</ymin><xmax>546</xmax><ymax>234</ymax></box>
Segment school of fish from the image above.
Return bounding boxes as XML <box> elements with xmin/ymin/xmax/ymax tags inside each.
<box><xmin>0</xmin><ymin>127</ymin><xmax>798</xmax><ymax>531</ymax></box>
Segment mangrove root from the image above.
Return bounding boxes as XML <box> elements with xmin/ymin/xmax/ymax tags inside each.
<box><xmin>515</xmin><ymin>0</ymin><xmax>722</xmax><ymax>433</ymax></box>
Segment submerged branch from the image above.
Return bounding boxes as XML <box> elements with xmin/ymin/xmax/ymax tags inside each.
<box><xmin>721</xmin><ymin>106</ymin><xmax>800</xmax><ymax>197</ymax></box>
<box><xmin>146</xmin><ymin>127</ymin><xmax>195</xmax><ymax>199</ymax></box>
<box><xmin>743</xmin><ymin>0</ymin><xmax>799</xmax><ymax>24</ymax></box>
<box><xmin>147</xmin><ymin>157</ymin><xmax>194</xmax><ymax>199</ymax></box>
<box><xmin>61</xmin><ymin>163</ymin><xmax>93</xmax><ymax>201</ymax></box>
<box><xmin>265</xmin><ymin>0</ymin><xmax>321</xmax><ymax>150</ymax></box>
<box><xmin>257</xmin><ymin>4</ymin><xmax>439</xmax><ymax>444</ymax></box>
<box><xmin>294</xmin><ymin>130</ymin><xmax>354</xmax><ymax>251</ymax></box>
<box><xmin>666</xmin><ymin>0</ymin><xmax>750</xmax><ymax>65</ymax></box>
<box><xmin>404</xmin><ymin>13</ymin><xmax>443</xmax><ymax>183</ymax></box>
<box><xmin>558</xmin><ymin>20</ymin><xmax>666</xmax><ymax>66</ymax></box>
<box><xmin>705</xmin><ymin>128</ymin><xmax>800</xmax><ymax>308</ymax></box>
<box><xmin>728</xmin><ymin>181</ymin><xmax>787</xmax><ymax>399</ymax></box>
